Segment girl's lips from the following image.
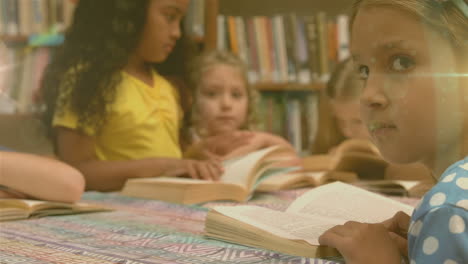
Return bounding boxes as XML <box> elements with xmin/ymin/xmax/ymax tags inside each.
<box><xmin>217</xmin><ymin>116</ymin><xmax>235</xmax><ymax>121</ymax></box>
<box><xmin>368</xmin><ymin>122</ymin><xmax>396</xmax><ymax>131</ymax></box>
<box><xmin>368</xmin><ymin>122</ymin><xmax>397</xmax><ymax>136</ymax></box>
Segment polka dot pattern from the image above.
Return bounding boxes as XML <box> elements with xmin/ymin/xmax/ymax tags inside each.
<box><xmin>429</xmin><ymin>192</ymin><xmax>446</xmax><ymax>206</ymax></box>
<box><xmin>456</xmin><ymin>178</ymin><xmax>468</xmax><ymax>190</ymax></box>
<box><xmin>410</xmin><ymin>220</ymin><xmax>423</xmax><ymax>236</ymax></box>
<box><xmin>442</xmin><ymin>173</ymin><xmax>456</xmax><ymax>183</ymax></box>
<box><xmin>456</xmin><ymin>199</ymin><xmax>468</xmax><ymax>210</ymax></box>
<box><xmin>408</xmin><ymin>157</ymin><xmax>468</xmax><ymax>263</ymax></box>
<box><xmin>459</xmin><ymin>163</ymin><xmax>468</xmax><ymax>171</ymax></box>
<box><xmin>422</xmin><ymin>236</ymin><xmax>439</xmax><ymax>255</ymax></box>
<box><xmin>448</xmin><ymin>215</ymin><xmax>465</xmax><ymax>234</ymax></box>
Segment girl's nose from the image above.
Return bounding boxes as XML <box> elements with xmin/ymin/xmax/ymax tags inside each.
<box><xmin>220</xmin><ymin>95</ymin><xmax>232</xmax><ymax>109</ymax></box>
<box><xmin>171</xmin><ymin>23</ymin><xmax>181</xmax><ymax>40</ymax></box>
<box><xmin>360</xmin><ymin>74</ymin><xmax>389</xmax><ymax>110</ymax></box>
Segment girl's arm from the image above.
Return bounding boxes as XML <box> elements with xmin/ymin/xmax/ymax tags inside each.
<box><xmin>56</xmin><ymin>127</ymin><xmax>223</xmax><ymax>192</ymax></box>
<box><xmin>184</xmin><ymin>131</ymin><xmax>254</xmax><ymax>160</ymax></box>
<box><xmin>223</xmin><ymin>132</ymin><xmax>296</xmax><ymax>160</ymax></box>
<box><xmin>0</xmin><ymin>151</ymin><xmax>85</xmax><ymax>203</ymax></box>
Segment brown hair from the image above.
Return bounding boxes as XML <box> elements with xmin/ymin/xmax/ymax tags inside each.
<box><xmin>326</xmin><ymin>57</ymin><xmax>362</xmax><ymax>101</ymax></box>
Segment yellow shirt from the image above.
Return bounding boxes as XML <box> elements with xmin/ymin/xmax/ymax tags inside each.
<box><xmin>53</xmin><ymin>70</ymin><xmax>183</xmax><ymax>160</ymax></box>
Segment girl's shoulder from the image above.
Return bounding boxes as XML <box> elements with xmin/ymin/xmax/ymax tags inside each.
<box><xmin>412</xmin><ymin>157</ymin><xmax>468</xmax><ymax>221</ymax></box>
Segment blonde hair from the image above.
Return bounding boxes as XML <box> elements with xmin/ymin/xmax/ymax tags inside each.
<box><xmin>188</xmin><ymin>50</ymin><xmax>258</xmax><ymax>131</ymax></box>
<box><xmin>351</xmin><ymin>0</ymin><xmax>468</xmax><ymax>53</ymax></box>
<box><xmin>326</xmin><ymin>57</ymin><xmax>362</xmax><ymax>102</ymax></box>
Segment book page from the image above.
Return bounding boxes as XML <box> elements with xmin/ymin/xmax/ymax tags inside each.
<box><xmin>355</xmin><ymin>180</ymin><xmax>421</xmax><ymax>191</ymax></box>
<box><xmin>0</xmin><ymin>208</ymin><xmax>29</xmax><ymax>221</ymax></box>
<box><xmin>256</xmin><ymin>171</ymin><xmax>326</xmax><ymax>191</ymax></box>
<box><xmin>286</xmin><ymin>182</ymin><xmax>414</xmax><ymax>223</ymax></box>
<box><xmin>213</xmin><ymin>205</ymin><xmax>344</xmax><ymax>245</ymax></box>
<box><xmin>392</xmin><ymin>180</ymin><xmax>421</xmax><ymax>190</ymax></box>
<box><xmin>0</xmin><ymin>199</ymin><xmax>30</xmax><ymax>210</ymax></box>
<box><xmin>221</xmin><ymin>146</ymin><xmax>280</xmax><ymax>187</ymax></box>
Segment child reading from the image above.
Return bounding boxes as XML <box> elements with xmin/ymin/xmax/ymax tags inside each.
<box><xmin>40</xmin><ymin>0</ymin><xmax>227</xmax><ymax>191</ymax></box>
<box><xmin>0</xmin><ymin>151</ymin><xmax>84</xmax><ymax>203</ymax></box>
<box><xmin>319</xmin><ymin>0</ymin><xmax>468</xmax><ymax>263</ymax></box>
<box><xmin>184</xmin><ymin>50</ymin><xmax>295</xmax><ymax>160</ymax></box>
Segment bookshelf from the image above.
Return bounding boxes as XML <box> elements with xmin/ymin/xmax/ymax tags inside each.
<box><xmin>0</xmin><ymin>0</ymin><xmax>345</xmax><ymax>154</ymax></box>
<box><xmin>200</xmin><ymin>0</ymin><xmax>350</xmax><ymax>153</ymax></box>
<box><xmin>255</xmin><ymin>82</ymin><xmax>323</xmax><ymax>92</ymax></box>
<box><xmin>202</xmin><ymin>0</ymin><xmax>353</xmax><ymax>91</ymax></box>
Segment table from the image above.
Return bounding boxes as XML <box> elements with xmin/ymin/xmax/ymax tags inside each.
<box><xmin>0</xmin><ymin>189</ymin><xmax>417</xmax><ymax>264</ymax></box>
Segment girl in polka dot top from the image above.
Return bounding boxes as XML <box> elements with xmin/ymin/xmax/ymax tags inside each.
<box><xmin>318</xmin><ymin>0</ymin><xmax>468</xmax><ymax>263</ymax></box>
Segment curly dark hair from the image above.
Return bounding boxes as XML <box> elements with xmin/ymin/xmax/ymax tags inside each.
<box><xmin>40</xmin><ymin>0</ymin><xmax>195</xmax><ymax>139</ymax></box>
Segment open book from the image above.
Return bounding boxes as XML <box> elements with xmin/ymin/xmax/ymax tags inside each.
<box><xmin>121</xmin><ymin>146</ymin><xmax>299</xmax><ymax>204</ymax></box>
<box><xmin>205</xmin><ymin>182</ymin><xmax>414</xmax><ymax>258</ymax></box>
<box><xmin>255</xmin><ymin>170</ymin><xmax>357</xmax><ymax>192</ymax></box>
<box><xmin>303</xmin><ymin>139</ymin><xmax>388</xmax><ymax>180</ymax></box>
<box><xmin>0</xmin><ymin>199</ymin><xmax>111</xmax><ymax>221</ymax></box>
<box><xmin>354</xmin><ymin>180</ymin><xmax>433</xmax><ymax>197</ymax></box>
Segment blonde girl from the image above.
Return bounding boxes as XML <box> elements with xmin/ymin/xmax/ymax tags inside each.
<box><xmin>185</xmin><ymin>50</ymin><xmax>295</xmax><ymax>159</ymax></box>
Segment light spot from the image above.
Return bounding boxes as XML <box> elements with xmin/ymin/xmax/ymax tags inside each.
<box><xmin>409</xmin><ymin>220</ymin><xmax>423</xmax><ymax>236</ymax></box>
<box><xmin>442</xmin><ymin>173</ymin><xmax>456</xmax><ymax>182</ymax></box>
<box><xmin>423</xmin><ymin>236</ymin><xmax>439</xmax><ymax>255</ymax></box>
<box><xmin>429</xmin><ymin>192</ymin><xmax>446</xmax><ymax>206</ymax></box>
<box><xmin>410</xmin><ymin>260</ymin><xmax>416</xmax><ymax>264</ymax></box>
<box><xmin>455</xmin><ymin>177</ymin><xmax>468</xmax><ymax>190</ymax></box>
<box><xmin>456</xmin><ymin>199</ymin><xmax>468</xmax><ymax>210</ymax></box>
<box><xmin>444</xmin><ymin>260</ymin><xmax>458</xmax><ymax>264</ymax></box>
<box><xmin>449</xmin><ymin>215</ymin><xmax>465</xmax><ymax>234</ymax></box>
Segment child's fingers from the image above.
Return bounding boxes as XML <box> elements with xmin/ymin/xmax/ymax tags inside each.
<box><xmin>196</xmin><ymin>162</ymin><xmax>216</xmax><ymax>181</ymax></box>
<box><xmin>388</xmin><ymin>232</ymin><xmax>409</xmax><ymax>258</ymax></box>
<box><xmin>185</xmin><ymin>161</ymin><xmax>200</xmax><ymax>180</ymax></box>
<box><xmin>205</xmin><ymin>162</ymin><xmax>221</xmax><ymax>181</ymax></box>
<box><xmin>318</xmin><ymin>228</ymin><xmax>347</xmax><ymax>248</ymax></box>
<box><xmin>382</xmin><ymin>211</ymin><xmax>410</xmax><ymax>237</ymax></box>
<box><xmin>208</xmin><ymin>159</ymin><xmax>224</xmax><ymax>174</ymax></box>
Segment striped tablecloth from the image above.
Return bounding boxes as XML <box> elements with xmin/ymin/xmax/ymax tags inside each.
<box><xmin>0</xmin><ymin>188</ymin><xmax>417</xmax><ymax>264</ymax></box>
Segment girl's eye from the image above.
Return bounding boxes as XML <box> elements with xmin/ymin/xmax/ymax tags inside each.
<box><xmin>232</xmin><ymin>91</ymin><xmax>244</xmax><ymax>99</ymax></box>
<box><xmin>165</xmin><ymin>13</ymin><xmax>177</xmax><ymax>22</ymax></box>
<box><xmin>203</xmin><ymin>91</ymin><xmax>217</xmax><ymax>97</ymax></box>
<box><xmin>390</xmin><ymin>55</ymin><xmax>415</xmax><ymax>72</ymax></box>
<box><xmin>358</xmin><ymin>65</ymin><xmax>369</xmax><ymax>80</ymax></box>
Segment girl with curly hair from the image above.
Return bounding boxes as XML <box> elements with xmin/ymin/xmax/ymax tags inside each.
<box><xmin>40</xmin><ymin>0</ymin><xmax>225</xmax><ymax>191</ymax></box>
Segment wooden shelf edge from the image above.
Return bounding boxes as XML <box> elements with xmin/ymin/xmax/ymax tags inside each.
<box><xmin>253</xmin><ymin>82</ymin><xmax>325</xmax><ymax>92</ymax></box>
<box><xmin>1</xmin><ymin>35</ymin><xmax>29</xmax><ymax>44</ymax></box>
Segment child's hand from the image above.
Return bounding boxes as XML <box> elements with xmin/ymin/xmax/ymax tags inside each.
<box><xmin>189</xmin><ymin>131</ymin><xmax>254</xmax><ymax>159</ymax></box>
<box><xmin>183</xmin><ymin>159</ymin><xmax>224</xmax><ymax>181</ymax></box>
<box><xmin>382</xmin><ymin>211</ymin><xmax>411</xmax><ymax>258</ymax></box>
<box><xmin>319</xmin><ymin>221</ymin><xmax>402</xmax><ymax>264</ymax></box>
<box><xmin>165</xmin><ymin>159</ymin><xmax>224</xmax><ymax>181</ymax></box>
